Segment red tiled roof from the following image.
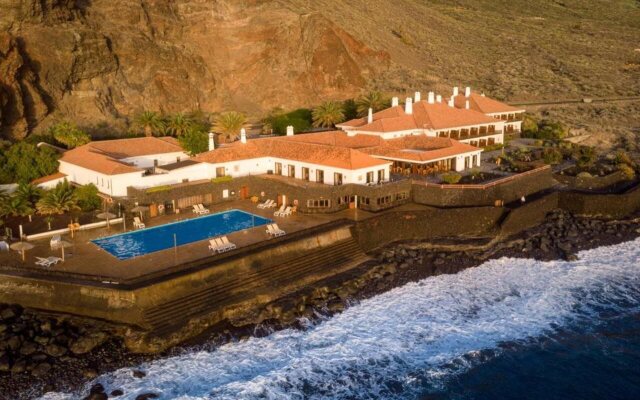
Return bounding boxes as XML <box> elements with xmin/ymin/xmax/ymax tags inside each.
<box><xmin>32</xmin><ymin>172</ymin><xmax>67</xmax><ymax>185</ymax></box>
<box><xmin>60</xmin><ymin>137</ymin><xmax>185</xmax><ymax>175</ymax></box>
<box><xmin>452</xmin><ymin>93</ymin><xmax>524</xmax><ymax>114</ymax></box>
<box><xmin>195</xmin><ymin>135</ymin><xmax>390</xmax><ymax>170</ymax></box>
<box><xmin>361</xmin><ymin>136</ymin><xmax>480</xmax><ymax>163</ymax></box>
<box><xmin>341</xmin><ymin>101</ymin><xmax>499</xmax><ymax>133</ymax></box>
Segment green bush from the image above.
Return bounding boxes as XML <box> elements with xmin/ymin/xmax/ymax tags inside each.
<box><xmin>49</xmin><ymin>121</ymin><xmax>91</xmax><ymax>149</ymax></box>
<box><xmin>543</xmin><ymin>148</ymin><xmax>563</xmax><ymax>165</ymax></box>
<box><xmin>441</xmin><ymin>173</ymin><xmax>462</xmax><ymax>184</ymax></box>
<box><xmin>75</xmin><ymin>183</ymin><xmax>102</xmax><ymax>211</ymax></box>
<box><xmin>0</xmin><ymin>142</ymin><xmax>59</xmax><ymax>184</ymax></box>
<box><xmin>178</xmin><ymin>128</ymin><xmax>209</xmax><ymax>155</ymax></box>
<box><xmin>211</xmin><ymin>176</ymin><xmax>233</xmax><ymax>184</ymax></box>
<box><xmin>265</xmin><ymin>108</ymin><xmax>313</xmax><ymax>135</ymax></box>
<box><xmin>522</xmin><ymin>118</ymin><xmax>568</xmax><ymax>140</ymax></box>
<box><xmin>573</xmin><ymin>146</ymin><xmax>597</xmax><ymax>168</ymax></box>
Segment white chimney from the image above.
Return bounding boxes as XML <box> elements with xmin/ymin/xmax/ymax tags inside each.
<box><xmin>286</xmin><ymin>125</ymin><xmax>294</xmax><ymax>136</ymax></box>
<box><xmin>367</xmin><ymin>107</ymin><xmax>373</xmax><ymax>124</ymax></box>
<box><xmin>405</xmin><ymin>97</ymin><xmax>413</xmax><ymax>115</ymax></box>
<box><xmin>392</xmin><ymin>96</ymin><xmax>399</xmax><ymax>107</ymax></box>
<box><xmin>240</xmin><ymin>128</ymin><xmax>247</xmax><ymax>144</ymax></box>
<box><xmin>427</xmin><ymin>91</ymin><xmax>435</xmax><ymax>104</ymax></box>
<box><xmin>481</xmin><ymin>92</ymin><xmax>486</xmax><ymax>97</ymax></box>
<box><xmin>452</xmin><ymin>86</ymin><xmax>459</xmax><ymax>97</ymax></box>
<box><xmin>414</xmin><ymin>91</ymin><xmax>421</xmax><ymax>103</ymax></box>
<box><xmin>208</xmin><ymin>132</ymin><xmax>215</xmax><ymax>151</ymax></box>
<box><xmin>465</xmin><ymin>86</ymin><xmax>471</xmax><ymax>97</ymax></box>
<box><xmin>436</xmin><ymin>94</ymin><xmax>442</xmax><ymax>103</ymax></box>
<box><xmin>448</xmin><ymin>97</ymin><xmax>455</xmax><ymax>108</ymax></box>
<box><xmin>465</xmin><ymin>100</ymin><xmax>470</xmax><ymax>109</ymax></box>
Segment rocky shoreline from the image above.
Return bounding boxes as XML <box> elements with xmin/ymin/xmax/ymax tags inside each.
<box><xmin>1</xmin><ymin>210</ymin><xmax>639</xmax><ymax>400</ymax></box>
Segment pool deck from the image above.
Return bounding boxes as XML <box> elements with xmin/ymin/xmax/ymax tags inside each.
<box><xmin>0</xmin><ymin>200</ymin><xmax>382</xmax><ymax>281</ymax></box>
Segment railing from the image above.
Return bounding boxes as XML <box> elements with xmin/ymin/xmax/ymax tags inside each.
<box><xmin>412</xmin><ymin>165</ymin><xmax>551</xmax><ymax>190</ymax></box>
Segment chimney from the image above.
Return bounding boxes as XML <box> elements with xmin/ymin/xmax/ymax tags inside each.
<box><xmin>240</xmin><ymin>128</ymin><xmax>247</xmax><ymax>144</ymax></box>
<box><xmin>367</xmin><ymin>107</ymin><xmax>373</xmax><ymax>124</ymax></box>
<box><xmin>465</xmin><ymin>100</ymin><xmax>470</xmax><ymax>110</ymax></box>
<box><xmin>414</xmin><ymin>91</ymin><xmax>421</xmax><ymax>103</ymax></box>
<box><xmin>436</xmin><ymin>94</ymin><xmax>442</xmax><ymax>103</ymax></box>
<box><xmin>452</xmin><ymin>86</ymin><xmax>459</xmax><ymax>97</ymax></box>
<box><xmin>465</xmin><ymin>86</ymin><xmax>471</xmax><ymax>97</ymax></box>
<box><xmin>208</xmin><ymin>132</ymin><xmax>215</xmax><ymax>151</ymax></box>
<box><xmin>481</xmin><ymin>92</ymin><xmax>486</xmax><ymax>97</ymax></box>
<box><xmin>286</xmin><ymin>125</ymin><xmax>294</xmax><ymax>136</ymax></box>
<box><xmin>427</xmin><ymin>91</ymin><xmax>435</xmax><ymax>104</ymax></box>
<box><xmin>448</xmin><ymin>97</ymin><xmax>455</xmax><ymax>108</ymax></box>
<box><xmin>405</xmin><ymin>97</ymin><xmax>413</xmax><ymax>115</ymax></box>
<box><xmin>391</xmin><ymin>97</ymin><xmax>399</xmax><ymax>107</ymax></box>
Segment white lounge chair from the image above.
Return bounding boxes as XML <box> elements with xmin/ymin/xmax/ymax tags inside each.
<box><xmin>35</xmin><ymin>256</ymin><xmax>62</xmax><ymax>268</ymax></box>
<box><xmin>274</xmin><ymin>204</ymin><xmax>285</xmax><ymax>216</ymax></box>
<box><xmin>279</xmin><ymin>206</ymin><xmax>292</xmax><ymax>217</ymax></box>
<box><xmin>208</xmin><ymin>239</ymin><xmax>220</xmax><ymax>253</ymax></box>
<box><xmin>198</xmin><ymin>204</ymin><xmax>210</xmax><ymax>214</ymax></box>
<box><xmin>50</xmin><ymin>235</ymin><xmax>62</xmax><ymax>249</ymax></box>
<box><xmin>0</xmin><ymin>241</ymin><xmax>9</xmax><ymax>252</ymax></box>
<box><xmin>192</xmin><ymin>205</ymin><xmax>201</xmax><ymax>214</ymax></box>
<box><xmin>133</xmin><ymin>217</ymin><xmax>146</xmax><ymax>229</ymax></box>
<box><xmin>220</xmin><ymin>236</ymin><xmax>236</xmax><ymax>251</ymax></box>
<box><xmin>267</xmin><ymin>201</ymin><xmax>277</xmax><ymax>208</ymax></box>
<box><xmin>266</xmin><ymin>224</ymin><xmax>286</xmax><ymax>237</ymax></box>
<box><xmin>257</xmin><ymin>199</ymin><xmax>272</xmax><ymax>209</ymax></box>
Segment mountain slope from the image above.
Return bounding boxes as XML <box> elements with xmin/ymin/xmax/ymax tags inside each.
<box><xmin>0</xmin><ymin>0</ymin><xmax>638</xmax><ymax>139</ymax></box>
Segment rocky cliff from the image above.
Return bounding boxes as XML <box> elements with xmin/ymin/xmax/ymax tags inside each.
<box><xmin>1</xmin><ymin>0</ymin><xmax>639</xmax><ymax>139</ymax></box>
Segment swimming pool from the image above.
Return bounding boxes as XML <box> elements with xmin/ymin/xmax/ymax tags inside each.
<box><xmin>92</xmin><ymin>209</ymin><xmax>271</xmax><ymax>260</ymax></box>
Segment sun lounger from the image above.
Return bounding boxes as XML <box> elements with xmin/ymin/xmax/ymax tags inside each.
<box><xmin>274</xmin><ymin>204</ymin><xmax>286</xmax><ymax>216</ymax></box>
<box><xmin>192</xmin><ymin>205</ymin><xmax>200</xmax><ymax>214</ymax></box>
<box><xmin>133</xmin><ymin>217</ymin><xmax>146</xmax><ymax>229</ymax></box>
<box><xmin>280</xmin><ymin>206</ymin><xmax>292</xmax><ymax>217</ymax></box>
<box><xmin>50</xmin><ymin>235</ymin><xmax>62</xmax><ymax>249</ymax></box>
<box><xmin>198</xmin><ymin>204</ymin><xmax>210</xmax><ymax>214</ymax></box>
<box><xmin>220</xmin><ymin>236</ymin><xmax>236</xmax><ymax>251</ymax></box>
<box><xmin>267</xmin><ymin>201</ymin><xmax>277</xmax><ymax>208</ymax></box>
<box><xmin>266</xmin><ymin>224</ymin><xmax>286</xmax><ymax>237</ymax></box>
<box><xmin>208</xmin><ymin>239</ymin><xmax>220</xmax><ymax>253</ymax></box>
<box><xmin>257</xmin><ymin>199</ymin><xmax>273</xmax><ymax>209</ymax></box>
<box><xmin>35</xmin><ymin>256</ymin><xmax>62</xmax><ymax>268</ymax></box>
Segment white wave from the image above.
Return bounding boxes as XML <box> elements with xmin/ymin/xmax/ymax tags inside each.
<box><xmin>41</xmin><ymin>239</ymin><xmax>640</xmax><ymax>400</ymax></box>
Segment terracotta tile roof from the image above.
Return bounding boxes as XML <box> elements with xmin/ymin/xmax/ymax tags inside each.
<box><xmin>452</xmin><ymin>93</ymin><xmax>524</xmax><ymax>114</ymax></box>
<box><xmin>283</xmin><ymin>130</ymin><xmax>383</xmax><ymax>148</ymax></box>
<box><xmin>195</xmin><ymin>134</ymin><xmax>390</xmax><ymax>170</ymax></box>
<box><xmin>32</xmin><ymin>172</ymin><xmax>67</xmax><ymax>185</ymax></box>
<box><xmin>340</xmin><ymin>101</ymin><xmax>499</xmax><ymax>133</ymax></box>
<box><xmin>361</xmin><ymin>136</ymin><xmax>480</xmax><ymax>163</ymax></box>
<box><xmin>60</xmin><ymin>137</ymin><xmax>185</xmax><ymax>175</ymax></box>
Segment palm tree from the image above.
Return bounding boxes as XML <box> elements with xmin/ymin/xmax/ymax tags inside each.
<box><xmin>312</xmin><ymin>101</ymin><xmax>346</xmax><ymax>128</ymax></box>
<box><xmin>15</xmin><ymin>183</ymin><xmax>43</xmax><ymax>222</ymax></box>
<box><xmin>134</xmin><ymin>111</ymin><xmax>166</xmax><ymax>137</ymax></box>
<box><xmin>165</xmin><ymin>113</ymin><xmax>194</xmax><ymax>137</ymax></box>
<box><xmin>36</xmin><ymin>180</ymin><xmax>79</xmax><ymax>229</ymax></box>
<box><xmin>213</xmin><ymin>111</ymin><xmax>248</xmax><ymax>143</ymax></box>
<box><xmin>1</xmin><ymin>196</ymin><xmax>34</xmax><ymax>221</ymax></box>
<box><xmin>356</xmin><ymin>91</ymin><xmax>389</xmax><ymax>117</ymax></box>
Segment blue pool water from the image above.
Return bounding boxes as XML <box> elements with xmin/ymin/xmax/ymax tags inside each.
<box><xmin>92</xmin><ymin>209</ymin><xmax>271</xmax><ymax>260</ymax></box>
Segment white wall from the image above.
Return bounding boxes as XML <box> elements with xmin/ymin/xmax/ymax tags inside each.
<box><xmin>121</xmin><ymin>151</ymin><xmax>189</xmax><ymax>169</ymax></box>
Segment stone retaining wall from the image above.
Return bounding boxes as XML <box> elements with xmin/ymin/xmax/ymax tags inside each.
<box><xmin>559</xmin><ymin>184</ymin><xmax>640</xmax><ymax>219</ymax></box>
<box><xmin>553</xmin><ymin>170</ymin><xmax>629</xmax><ymax>191</ymax></box>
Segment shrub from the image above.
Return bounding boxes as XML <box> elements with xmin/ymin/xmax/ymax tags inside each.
<box><xmin>49</xmin><ymin>121</ymin><xmax>91</xmax><ymax>149</ymax></box>
<box><xmin>211</xmin><ymin>176</ymin><xmax>233</xmax><ymax>184</ymax></box>
<box><xmin>0</xmin><ymin>142</ymin><xmax>59</xmax><ymax>183</ymax></box>
<box><xmin>75</xmin><ymin>184</ymin><xmax>102</xmax><ymax>211</ymax></box>
<box><xmin>265</xmin><ymin>108</ymin><xmax>313</xmax><ymax>135</ymax></box>
<box><xmin>441</xmin><ymin>173</ymin><xmax>462</xmax><ymax>184</ymax></box>
<box><xmin>543</xmin><ymin>148</ymin><xmax>563</xmax><ymax>165</ymax></box>
<box><xmin>178</xmin><ymin>128</ymin><xmax>209</xmax><ymax>155</ymax></box>
<box><xmin>618</xmin><ymin>164</ymin><xmax>636</xmax><ymax>180</ymax></box>
<box><xmin>573</xmin><ymin>146</ymin><xmax>597</xmax><ymax>168</ymax></box>
<box><xmin>577</xmin><ymin>171</ymin><xmax>593</xmax><ymax>179</ymax></box>
<box><xmin>521</xmin><ymin>115</ymin><xmax>539</xmax><ymax>137</ymax></box>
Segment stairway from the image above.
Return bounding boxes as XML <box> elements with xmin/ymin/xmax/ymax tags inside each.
<box><xmin>142</xmin><ymin>238</ymin><xmax>367</xmax><ymax>337</ymax></box>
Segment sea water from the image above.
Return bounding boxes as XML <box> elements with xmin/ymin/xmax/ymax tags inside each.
<box><xmin>41</xmin><ymin>238</ymin><xmax>640</xmax><ymax>399</ymax></box>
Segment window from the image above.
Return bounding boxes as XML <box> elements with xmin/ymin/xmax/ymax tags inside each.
<box><xmin>360</xmin><ymin>197</ymin><xmax>371</xmax><ymax>205</ymax></box>
<box><xmin>275</xmin><ymin>162</ymin><xmax>282</xmax><ymax>175</ymax></box>
<box><xmin>366</xmin><ymin>171</ymin><xmax>374</xmax><ymax>183</ymax></box>
<box><xmin>377</xmin><ymin>169</ymin><xmax>385</xmax><ymax>182</ymax></box>
<box><xmin>395</xmin><ymin>192</ymin><xmax>409</xmax><ymax>201</ymax></box>
<box><xmin>307</xmin><ymin>199</ymin><xmax>331</xmax><ymax>208</ymax></box>
<box><xmin>288</xmin><ymin>165</ymin><xmax>295</xmax><ymax>178</ymax></box>
<box><xmin>234</xmin><ymin>165</ymin><xmax>240</xmax><ymax>172</ymax></box>
<box><xmin>216</xmin><ymin>167</ymin><xmax>225</xmax><ymax>177</ymax></box>
<box><xmin>334</xmin><ymin>173</ymin><xmax>343</xmax><ymax>186</ymax></box>
<box><xmin>302</xmin><ymin>167</ymin><xmax>309</xmax><ymax>181</ymax></box>
<box><xmin>338</xmin><ymin>195</ymin><xmax>350</xmax><ymax>205</ymax></box>
<box><xmin>376</xmin><ymin>195</ymin><xmax>392</xmax><ymax>206</ymax></box>
<box><xmin>316</xmin><ymin>169</ymin><xmax>324</xmax><ymax>184</ymax></box>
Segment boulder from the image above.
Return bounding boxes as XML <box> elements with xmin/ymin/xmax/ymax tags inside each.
<box><xmin>31</xmin><ymin>362</ymin><xmax>51</xmax><ymax>377</ymax></box>
<box><xmin>19</xmin><ymin>341</ymin><xmax>38</xmax><ymax>356</ymax></box>
<box><xmin>0</xmin><ymin>355</ymin><xmax>10</xmax><ymax>372</ymax></box>
<box><xmin>70</xmin><ymin>332</ymin><xmax>108</xmax><ymax>355</ymax></box>
<box><xmin>110</xmin><ymin>389</ymin><xmax>124</xmax><ymax>397</ymax></box>
<box><xmin>45</xmin><ymin>343</ymin><xmax>68</xmax><ymax>357</ymax></box>
<box><xmin>135</xmin><ymin>394</ymin><xmax>159</xmax><ymax>400</ymax></box>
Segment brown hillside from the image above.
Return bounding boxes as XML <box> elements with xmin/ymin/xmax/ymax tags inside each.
<box><xmin>0</xmin><ymin>0</ymin><xmax>639</xmax><ymax>140</ymax></box>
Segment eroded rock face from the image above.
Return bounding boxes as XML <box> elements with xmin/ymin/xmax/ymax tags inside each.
<box><xmin>0</xmin><ymin>0</ymin><xmax>389</xmax><ymax>138</ymax></box>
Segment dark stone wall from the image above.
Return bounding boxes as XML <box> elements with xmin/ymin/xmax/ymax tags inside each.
<box><xmin>352</xmin><ymin>207</ymin><xmax>505</xmax><ymax>251</ymax></box>
<box><xmin>554</xmin><ymin>170</ymin><xmax>629</xmax><ymax>190</ymax></box>
<box><xmin>500</xmin><ymin>192</ymin><xmax>560</xmax><ymax>236</ymax></box>
<box><xmin>559</xmin><ymin>184</ymin><xmax>640</xmax><ymax>219</ymax></box>
<box><xmin>411</xmin><ymin>167</ymin><xmax>556</xmax><ymax>207</ymax></box>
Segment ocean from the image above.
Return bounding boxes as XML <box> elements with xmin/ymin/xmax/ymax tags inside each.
<box><xmin>41</xmin><ymin>238</ymin><xmax>640</xmax><ymax>400</ymax></box>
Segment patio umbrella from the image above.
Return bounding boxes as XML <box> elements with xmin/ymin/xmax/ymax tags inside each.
<box><xmin>56</xmin><ymin>240</ymin><xmax>73</xmax><ymax>262</ymax></box>
<box><xmin>130</xmin><ymin>205</ymin><xmax>149</xmax><ymax>220</ymax></box>
<box><xmin>10</xmin><ymin>241</ymin><xmax>34</xmax><ymax>263</ymax></box>
<box><xmin>96</xmin><ymin>212</ymin><xmax>116</xmax><ymax>232</ymax></box>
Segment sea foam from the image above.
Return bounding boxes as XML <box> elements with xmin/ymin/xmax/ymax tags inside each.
<box><xmin>41</xmin><ymin>238</ymin><xmax>640</xmax><ymax>400</ymax></box>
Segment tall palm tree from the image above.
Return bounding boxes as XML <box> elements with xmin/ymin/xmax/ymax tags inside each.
<box><xmin>36</xmin><ymin>180</ymin><xmax>79</xmax><ymax>217</ymax></box>
<box><xmin>15</xmin><ymin>183</ymin><xmax>43</xmax><ymax>206</ymax></box>
<box><xmin>214</xmin><ymin>111</ymin><xmax>248</xmax><ymax>143</ymax></box>
<box><xmin>312</xmin><ymin>101</ymin><xmax>346</xmax><ymax>128</ymax></box>
<box><xmin>134</xmin><ymin>111</ymin><xmax>166</xmax><ymax>137</ymax></box>
<box><xmin>165</xmin><ymin>113</ymin><xmax>194</xmax><ymax>137</ymax></box>
<box><xmin>356</xmin><ymin>91</ymin><xmax>389</xmax><ymax>117</ymax></box>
